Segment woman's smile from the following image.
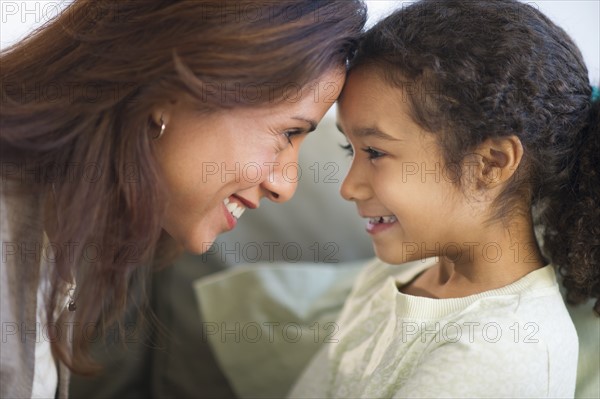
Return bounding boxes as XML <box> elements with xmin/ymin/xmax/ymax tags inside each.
<box><xmin>221</xmin><ymin>195</ymin><xmax>254</xmax><ymax>230</ymax></box>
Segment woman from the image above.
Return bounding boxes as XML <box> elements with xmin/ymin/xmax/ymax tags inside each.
<box><xmin>0</xmin><ymin>1</ymin><xmax>366</xmax><ymax>397</ymax></box>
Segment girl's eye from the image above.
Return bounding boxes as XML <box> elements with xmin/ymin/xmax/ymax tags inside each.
<box><xmin>362</xmin><ymin>146</ymin><xmax>385</xmax><ymax>160</ymax></box>
<box><xmin>340</xmin><ymin>143</ymin><xmax>354</xmax><ymax>157</ymax></box>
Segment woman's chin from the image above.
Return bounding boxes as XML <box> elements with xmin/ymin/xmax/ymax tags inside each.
<box><xmin>164</xmin><ymin>225</ymin><xmax>220</xmax><ymax>255</ymax></box>
<box><xmin>190</xmin><ymin>240</ymin><xmax>217</xmax><ymax>255</ymax></box>
<box><xmin>183</xmin><ymin>234</ymin><xmax>219</xmax><ymax>255</ymax></box>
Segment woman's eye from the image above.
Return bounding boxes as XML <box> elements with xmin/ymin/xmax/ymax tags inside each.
<box><xmin>340</xmin><ymin>143</ymin><xmax>354</xmax><ymax>157</ymax></box>
<box><xmin>362</xmin><ymin>146</ymin><xmax>385</xmax><ymax>160</ymax></box>
<box><xmin>283</xmin><ymin>129</ymin><xmax>302</xmax><ymax>146</ymax></box>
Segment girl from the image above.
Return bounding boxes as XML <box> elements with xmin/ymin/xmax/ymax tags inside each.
<box><xmin>289</xmin><ymin>0</ymin><xmax>598</xmax><ymax>397</ymax></box>
<box><xmin>0</xmin><ymin>1</ymin><xmax>366</xmax><ymax>397</ymax></box>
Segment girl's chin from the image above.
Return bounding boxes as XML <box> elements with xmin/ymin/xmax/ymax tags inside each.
<box><xmin>373</xmin><ymin>244</ymin><xmax>416</xmax><ymax>265</ymax></box>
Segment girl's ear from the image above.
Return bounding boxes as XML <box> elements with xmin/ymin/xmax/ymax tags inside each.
<box><xmin>464</xmin><ymin>135</ymin><xmax>524</xmax><ymax>190</ymax></box>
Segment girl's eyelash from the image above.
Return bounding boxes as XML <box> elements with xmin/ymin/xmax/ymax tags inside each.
<box><xmin>339</xmin><ymin>143</ymin><xmax>385</xmax><ymax>160</ymax></box>
<box><xmin>362</xmin><ymin>146</ymin><xmax>385</xmax><ymax>160</ymax></box>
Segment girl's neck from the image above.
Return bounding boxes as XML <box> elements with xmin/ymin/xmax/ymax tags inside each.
<box><xmin>402</xmin><ymin>215</ymin><xmax>546</xmax><ymax>299</ymax></box>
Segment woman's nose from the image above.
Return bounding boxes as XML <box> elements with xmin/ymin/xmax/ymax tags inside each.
<box><xmin>260</xmin><ymin>151</ymin><xmax>301</xmax><ymax>203</ymax></box>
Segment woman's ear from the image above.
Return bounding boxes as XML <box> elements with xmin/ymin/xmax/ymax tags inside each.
<box><xmin>151</xmin><ymin>98</ymin><xmax>178</xmax><ymax>128</ymax></box>
<box><xmin>151</xmin><ymin>107</ymin><xmax>171</xmax><ymax>128</ymax></box>
<box><xmin>464</xmin><ymin>135</ymin><xmax>524</xmax><ymax>190</ymax></box>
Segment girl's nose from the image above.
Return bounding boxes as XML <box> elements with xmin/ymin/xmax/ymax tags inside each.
<box><xmin>340</xmin><ymin>160</ymin><xmax>371</xmax><ymax>202</ymax></box>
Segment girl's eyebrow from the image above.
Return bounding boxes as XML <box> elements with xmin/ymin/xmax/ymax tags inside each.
<box><xmin>336</xmin><ymin>123</ymin><xmax>401</xmax><ymax>141</ymax></box>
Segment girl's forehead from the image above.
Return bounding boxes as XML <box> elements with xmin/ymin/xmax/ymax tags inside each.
<box><xmin>340</xmin><ymin>70</ymin><xmax>388</xmax><ymax>110</ymax></box>
<box><xmin>340</xmin><ymin>71</ymin><xmax>414</xmax><ymax>121</ymax></box>
<box><xmin>343</xmin><ymin>66</ymin><xmax>419</xmax><ymax>108</ymax></box>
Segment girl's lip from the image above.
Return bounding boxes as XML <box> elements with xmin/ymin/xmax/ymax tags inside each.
<box><xmin>222</xmin><ymin>201</ymin><xmax>237</xmax><ymax>230</ymax></box>
<box><xmin>366</xmin><ymin>219</ymin><xmax>397</xmax><ymax>235</ymax></box>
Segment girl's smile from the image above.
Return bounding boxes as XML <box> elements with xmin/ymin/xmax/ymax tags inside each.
<box><xmin>361</xmin><ymin>214</ymin><xmax>398</xmax><ymax>234</ymax></box>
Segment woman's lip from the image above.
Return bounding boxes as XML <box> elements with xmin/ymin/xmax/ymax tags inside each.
<box><xmin>233</xmin><ymin>194</ymin><xmax>257</xmax><ymax>209</ymax></box>
<box><xmin>222</xmin><ymin>202</ymin><xmax>237</xmax><ymax>230</ymax></box>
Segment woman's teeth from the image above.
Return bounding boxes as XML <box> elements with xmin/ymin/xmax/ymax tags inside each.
<box><xmin>368</xmin><ymin>215</ymin><xmax>397</xmax><ymax>224</ymax></box>
<box><xmin>223</xmin><ymin>198</ymin><xmax>246</xmax><ymax>219</ymax></box>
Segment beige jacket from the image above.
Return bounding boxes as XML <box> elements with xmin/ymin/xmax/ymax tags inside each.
<box><xmin>1</xmin><ymin>180</ymin><xmax>70</xmax><ymax>398</ymax></box>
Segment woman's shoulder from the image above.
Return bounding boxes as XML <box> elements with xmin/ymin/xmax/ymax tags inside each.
<box><xmin>1</xmin><ymin>177</ymin><xmax>46</xmax><ymax>259</ymax></box>
<box><xmin>1</xmin><ymin>179</ymin><xmax>45</xmax><ymax>242</ymax></box>
<box><xmin>0</xmin><ymin>179</ymin><xmax>46</xmax><ymax>399</ymax></box>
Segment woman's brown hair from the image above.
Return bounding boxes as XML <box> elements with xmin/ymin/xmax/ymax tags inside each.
<box><xmin>351</xmin><ymin>0</ymin><xmax>599</xmax><ymax>313</ymax></box>
<box><xmin>0</xmin><ymin>0</ymin><xmax>367</xmax><ymax>373</ymax></box>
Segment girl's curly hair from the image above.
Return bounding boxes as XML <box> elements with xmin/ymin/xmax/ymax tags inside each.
<box><xmin>352</xmin><ymin>0</ymin><xmax>599</xmax><ymax>313</ymax></box>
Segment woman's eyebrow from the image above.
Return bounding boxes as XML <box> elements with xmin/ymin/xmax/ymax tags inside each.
<box><xmin>292</xmin><ymin>116</ymin><xmax>317</xmax><ymax>132</ymax></box>
<box><xmin>336</xmin><ymin>123</ymin><xmax>401</xmax><ymax>141</ymax></box>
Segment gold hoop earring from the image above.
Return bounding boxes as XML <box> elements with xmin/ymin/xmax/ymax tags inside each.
<box><xmin>154</xmin><ymin>115</ymin><xmax>166</xmax><ymax>139</ymax></box>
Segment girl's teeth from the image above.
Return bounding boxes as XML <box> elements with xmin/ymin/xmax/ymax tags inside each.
<box><xmin>368</xmin><ymin>215</ymin><xmax>397</xmax><ymax>224</ymax></box>
<box><xmin>224</xmin><ymin>199</ymin><xmax>246</xmax><ymax>219</ymax></box>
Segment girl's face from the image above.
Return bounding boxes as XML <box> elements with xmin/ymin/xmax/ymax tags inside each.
<box><xmin>155</xmin><ymin>68</ymin><xmax>345</xmax><ymax>253</ymax></box>
<box><xmin>337</xmin><ymin>68</ymin><xmax>477</xmax><ymax>264</ymax></box>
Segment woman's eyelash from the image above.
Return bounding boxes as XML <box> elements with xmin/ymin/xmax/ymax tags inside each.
<box><xmin>283</xmin><ymin>129</ymin><xmax>303</xmax><ymax>146</ymax></box>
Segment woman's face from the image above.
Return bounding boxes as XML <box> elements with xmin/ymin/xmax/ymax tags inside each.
<box><xmin>154</xmin><ymin>68</ymin><xmax>345</xmax><ymax>253</ymax></box>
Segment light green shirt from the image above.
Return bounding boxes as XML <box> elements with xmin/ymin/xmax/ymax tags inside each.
<box><xmin>289</xmin><ymin>258</ymin><xmax>578</xmax><ymax>398</ymax></box>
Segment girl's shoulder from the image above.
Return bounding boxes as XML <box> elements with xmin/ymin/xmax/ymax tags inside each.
<box><xmin>450</xmin><ymin>265</ymin><xmax>573</xmax><ymax>325</ymax></box>
<box><xmin>349</xmin><ymin>257</ymin><xmax>436</xmax><ymax>298</ymax></box>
